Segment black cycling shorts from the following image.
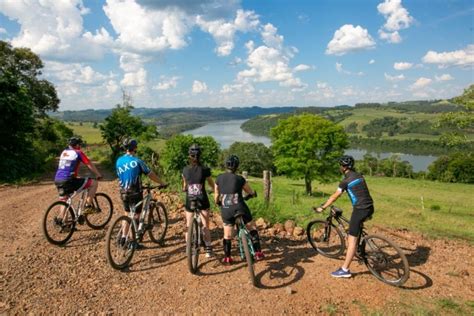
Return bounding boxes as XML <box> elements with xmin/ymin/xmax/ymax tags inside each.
<box><xmin>120</xmin><ymin>190</ymin><xmax>143</xmax><ymax>213</ymax></box>
<box><xmin>348</xmin><ymin>206</ymin><xmax>374</xmax><ymax>237</ymax></box>
<box><xmin>220</xmin><ymin>204</ymin><xmax>252</xmax><ymax>226</ymax></box>
<box><xmin>55</xmin><ymin>178</ymin><xmax>90</xmax><ymax>197</ymax></box>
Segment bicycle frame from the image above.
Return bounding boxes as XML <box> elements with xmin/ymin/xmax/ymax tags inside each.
<box><xmin>236</xmin><ymin>217</ymin><xmax>255</xmax><ymax>260</ymax></box>
<box><xmin>125</xmin><ymin>190</ymin><xmax>153</xmax><ymax>240</ymax></box>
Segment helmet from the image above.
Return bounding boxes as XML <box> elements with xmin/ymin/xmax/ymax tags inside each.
<box><xmin>68</xmin><ymin>137</ymin><xmax>83</xmax><ymax>147</ymax></box>
<box><xmin>338</xmin><ymin>155</ymin><xmax>355</xmax><ymax>169</ymax></box>
<box><xmin>225</xmin><ymin>155</ymin><xmax>240</xmax><ymax>171</ymax></box>
<box><xmin>188</xmin><ymin>144</ymin><xmax>201</xmax><ymax>157</ymax></box>
<box><xmin>122</xmin><ymin>138</ymin><xmax>138</xmax><ymax>151</ymax></box>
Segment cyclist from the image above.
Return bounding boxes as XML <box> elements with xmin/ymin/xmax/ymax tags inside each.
<box><xmin>54</xmin><ymin>137</ymin><xmax>102</xmax><ymax>214</ymax></box>
<box><xmin>316</xmin><ymin>155</ymin><xmax>374</xmax><ymax>278</ymax></box>
<box><xmin>214</xmin><ymin>155</ymin><xmax>264</xmax><ymax>264</ymax></box>
<box><xmin>182</xmin><ymin>144</ymin><xmax>215</xmax><ymax>257</ymax></box>
<box><xmin>116</xmin><ymin>138</ymin><xmax>166</xmax><ymax>248</ymax></box>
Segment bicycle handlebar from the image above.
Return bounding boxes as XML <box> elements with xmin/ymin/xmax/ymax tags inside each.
<box><xmin>143</xmin><ymin>183</ymin><xmax>168</xmax><ymax>191</ymax></box>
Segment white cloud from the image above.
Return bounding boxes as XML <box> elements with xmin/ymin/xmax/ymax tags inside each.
<box><xmin>153</xmin><ymin>76</ymin><xmax>180</xmax><ymax>90</ymax></box>
<box><xmin>336</xmin><ymin>62</ymin><xmax>363</xmax><ymax>76</ymax></box>
<box><xmin>45</xmin><ymin>61</ymin><xmax>110</xmax><ymax>84</ymax></box>
<box><xmin>369</xmin><ymin>59</ymin><xmax>375</xmax><ymax>64</ymax></box>
<box><xmin>394</xmin><ymin>62</ymin><xmax>413</xmax><ymax>70</ymax></box>
<box><xmin>377</xmin><ymin>0</ymin><xmax>414</xmax><ymax>43</ymax></box>
<box><xmin>336</xmin><ymin>62</ymin><xmax>344</xmax><ymax>73</ymax></box>
<box><xmin>121</xmin><ymin>68</ymin><xmax>147</xmax><ymax>87</ymax></box>
<box><xmin>0</xmin><ymin>0</ymin><xmax>111</xmax><ymax>61</ymax></box>
<box><xmin>0</xmin><ymin>27</ymin><xmax>6</xmax><ymax>34</ymax></box>
<box><xmin>384</xmin><ymin>73</ymin><xmax>405</xmax><ymax>82</ymax></box>
<box><xmin>326</xmin><ymin>24</ymin><xmax>376</xmax><ymax>55</ymax></box>
<box><xmin>435</xmin><ymin>74</ymin><xmax>454</xmax><ymax>81</ymax></box>
<box><xmin>261</xmin><ymin>23</ymin><xmax>283</xmax><ymax>49</ymax></box>
<box><xmin>294</xmin><ymin>64</ymin><xmax>311</xmax><ymax>72</ymax></box>
<box><xmin>422</xmin><ymin>45</ymin><xmax>474</xmax><ymax>68</ymax></box>
<box><xmin>192</xmin><ymin>80</ymin><xmax>208</xmax><ymax>93</ymax></box>
<box><xmin>410</xmin><ymin>77</ymin><xmax>432</xmax><ymax>90</ymax></box>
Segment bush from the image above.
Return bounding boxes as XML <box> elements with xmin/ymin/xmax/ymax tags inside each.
<box><xmin>427</xmin><ymin>152</ymin><xmax>474</xmax><ymax>183</ymax></box>
<box><xmin>220</xmin><ymin>142</ymin><xmax>274</xmax><ymax>177</ymax></box>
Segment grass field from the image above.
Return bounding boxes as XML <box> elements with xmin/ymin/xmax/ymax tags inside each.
<box><xmin>243</xmin><ymin>174</ymin><xmax>474</xmax><ymax>243</ymax></box>
<box><xmin>67</xmin><ymin>122</ymin><xmax>103</xmax><ymax>144</ymax></box>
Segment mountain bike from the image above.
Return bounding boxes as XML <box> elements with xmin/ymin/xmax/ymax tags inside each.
<box><xmin>186</xmin><ymin>196</ymin><xmax>208</xmax><ymax>274</ymax></box>
<box><xmin>105</xmin><ymin>184</ymin><xmax>168</xmax><ymax>270</ymax></box>
<box><xmin>306</xmin><ymin>205</ymin><xmax>409</xmax><ymax>286</ymax></box>
<box><xmin>235</xmin><ymin>194</ymin><xmax>258</xmax><ymax>287</ymax></box>
<box><xmin>42</xmin><ymin>183</ymin><xmax>113</xmax><ymax>246</ymax></box>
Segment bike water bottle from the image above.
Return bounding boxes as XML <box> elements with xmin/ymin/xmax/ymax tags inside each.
<box><xmin>138</xmin><ymin>221</ymin><xmax>144</xmax><ymax>232</ymax></box>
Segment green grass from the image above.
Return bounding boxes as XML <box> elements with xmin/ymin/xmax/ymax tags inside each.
<box><xmin>67</xmin><ymin>122</ymin><xmax>103</xmax><ymax>144</ymax></box>
<box><xmin>337</xmin><ymin>108</ymin><xmax>438</xmax><ymax>128</ymax></box>
<box><xmin>244</xmin><ymin>175</ymin><xmax>474</xmax><ymax>242</ymax></box>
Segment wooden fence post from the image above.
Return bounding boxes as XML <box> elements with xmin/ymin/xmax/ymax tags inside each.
<box><xmin>263</xmin><ymin>170</ymin><xmax>271</xmax><ymax>203</ymax></box>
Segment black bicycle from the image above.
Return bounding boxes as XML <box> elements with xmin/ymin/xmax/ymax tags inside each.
<box><xmin>105</xmin><ymin>184</ymin><xmax>168</xmax><ymax>270</ymax></box>
<box><xmin>186</xmin><ymin>196</ymin><xmax>207</xmax><ymax>274</ymax></box>
<box><xmin>43</xmin><ymin>184</ymin><xmax>113</xmax><ymax>245</ymax></box>
<box><xmin>307</xmin><ymin>205</ymin><xmax>409</xmax><ymax>286</ymax></box>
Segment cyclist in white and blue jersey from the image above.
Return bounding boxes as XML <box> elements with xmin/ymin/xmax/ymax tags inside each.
<box><xmin>316</xmin><ymin>155</ymin><xmax>374</xmax><ymax>278</ymax></box>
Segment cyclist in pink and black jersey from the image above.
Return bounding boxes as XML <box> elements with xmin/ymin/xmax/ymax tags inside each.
<box><xmin>54</xmin><ymin>137</ymin><xmax>102</xmax><ymax>213</ymax></box>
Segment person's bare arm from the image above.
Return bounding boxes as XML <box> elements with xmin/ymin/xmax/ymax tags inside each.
<box><xmin>242</xmin><ymin>182</ymin><xmax>255</xmax><ymax>196</ymax></box>
<box><xmin>206</xmin><ymin>176</ymin><xmax>215</xmax><ymax>190</ymax></box>
<box><xmin>316</xmin><ymin>189</ymin><xmax>343</xmax><ymax>212</ymax></box>
<box><xmin>148</xmin><ymin>170</ymin><xmax>166</xmax><ymax>185</ymax></box>
<box><xmin>182</xmin><ymin>175</ymin><xmax>187</xmax><ymax>192</ymax></box>
<box><xmin>214</xmin><ymin>183</ymin><xmax>220</xmax><ymax>204</ymax></box>
<box><xmin>86</xmin><ymin>162</ymin><xmax>102</xmax><ymax>179</ymax></box>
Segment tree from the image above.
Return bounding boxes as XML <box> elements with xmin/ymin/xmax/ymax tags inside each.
<box><xmin>221</xmin><ymin>142</ymin><xmax>274</xmax><ymax>177</ymax></box>
<box><xmin>271</xmin><ymin>114</ymin><xmax>348</xmax><ymax>195</ymax></box>
<box><xmin>436</xmin><ymin>85</ymin><xmax>474</xmax><ymax>146</ymax></box>
<box><xmin>0</xmin><ymin>40</ymin><xmax>61</xmax><ymax>181</ymax></box>
<box><xmin>100</xmin><ymin>104</ymin><xmax>155</xmax><ymax>160</ymax></box>
<box><xmin>427</xmin><ymin>152</ymin><xmax>474</xmax><ymax>183</ymax></box>
<box><xmin>161</xmin><ymin>135</ymin><xmax>220</xmax><ymax>178</ymax></box>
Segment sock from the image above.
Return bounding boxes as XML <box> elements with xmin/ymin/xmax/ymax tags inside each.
<box><xmin>250</xmin><ymin>230</ymin><xmax>262</xmax><ymax>252</ymax></box>
<box><xmin>342</xmin><ymin>267</ymin><xmax>349</xmax><ymax>272</ymax></box>
<box><xmin>223</xmin><ymin>238</ymin><xmax>232</xmax><ymax>257</ymax></box>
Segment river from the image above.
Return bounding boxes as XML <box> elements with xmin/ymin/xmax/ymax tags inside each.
<box><xmin>184</xmin><ymin>119</ymin><xmax>437</xmax><ymax>172</ymax></box>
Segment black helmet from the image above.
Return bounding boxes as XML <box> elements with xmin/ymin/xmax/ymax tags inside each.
<box><xmin>338</xmin><ymin>155</ymin><xmax>355</xmax><ymax>169</ymax></box>
<box><xmin>122</xmin><ymin>138</ymin><xmax>138</xmax><ymax>151</ymax></box>
<box><xmin>188</xmin><ymin>144</ymin><xmax>201</xmax><ymax>157</ymax></box>
<box><xmin>225</xmin><ymin>155</ymin><xmax>240</xmax><ymax>171</ymax></box>
<box><xmin>68</xmin><ymin>136</ymin><xmax>83</xmax><ymax>147</ymax></box>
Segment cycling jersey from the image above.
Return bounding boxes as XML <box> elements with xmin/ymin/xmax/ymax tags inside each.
<box><xmin>338</xmin><ymin>170</ymin><xmax>373</xmax><ymax>209</ymax></box>
<box><xmin>54</xmin><ymin>147</ymin><xmax>90</xmax><ymax>181</ymax></box>
<box><xmin>182</xmin><ymin>165</ymin><xmax>211</xmax><ymax>211</ymax></box>
<box><xmin>215</xmin><ymin>172</ymin><xmax>252</xmax><ymax>225</ymax></box>
<box><xmin>116</xmin><ymin>154</ymin><xmax>150</xmax><ymax>192</ymax></box>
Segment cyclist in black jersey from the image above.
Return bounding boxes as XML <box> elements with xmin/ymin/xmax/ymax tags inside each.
<box><xmin>214</xmin><ymin>155</ymin><xmax>264</xmax><ymax>264</ymax></box>
<box><xmin>182</xmin><ymin>144</ymin><xmax>215</xmax><ymax>257</ymax></box>
<box><xmin>316</xmin><ymin>155</ymin><xmax>374</xmax><ymax>278</ymax></box>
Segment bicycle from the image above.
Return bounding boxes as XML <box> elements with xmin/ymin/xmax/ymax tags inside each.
<box><xmin>105</xmin><ymin>184</ymin><xmax>168</xmax><ymax>270</ymax></box>
<box><xmin>306</xmin><ymin>205</ymin><xmax>409</xmax><ymax>286</ymax></box>
<box><xmin>42</xmin><ymin>183</ymin><xmax>113</xmax><ymax>246</ymax></box>
<box><xmin>186</xmin><ymin>196</ymin><xmax>210</xmax><ymax>274</ymax></box>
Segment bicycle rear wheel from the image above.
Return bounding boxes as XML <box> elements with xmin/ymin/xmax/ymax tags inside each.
<box><xmin>105</xmin><ymin>215</ymin><xmax>136</xmax><ymax>270</ymax></box>
<box><xmin>85</xmin><ymin>193</ymin><xmax>113</xmax><ymax>229</ymax></box>
<box><xmin>362</xmin><ymin>234</ymin><xmax>410</xmax><ymax>286</ymax></box>
<box><xmin>147</xmin><ymin>200</ymin><xmax>168</xmax><ymax>244</ymax></box>
<box><xmin>241</xmin><ymin>231</ymin><xmax>257</xmax><ymax>287</ymax></box>
<box><xmin>43</xmin><ymin>201</ymin><xmax>76</xmax><ymax>245</ymax></box>
<box><xmin>306</xmin><ymin>220</ymin><xmax>345</xmax><ymax>258</ymax></box>
<box><xmin>186</xmin><ymin>218</ymin><xmax>200</xmax><ymax>274</ymax></box>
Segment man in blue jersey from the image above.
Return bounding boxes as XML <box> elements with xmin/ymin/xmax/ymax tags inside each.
<box><xmin>116</xmin><ymin>138</ymin><xmax>166</xmax><ymax>248</ymax></box>
<box><xmin>316</xmin><ymin>155</ymin><xmax>374</xmax><ymax>278</ymax></box>
<box><xmin>54</xmin><ymin>137</ymin><xmax>102</xmax><ymax>214</ymax></box>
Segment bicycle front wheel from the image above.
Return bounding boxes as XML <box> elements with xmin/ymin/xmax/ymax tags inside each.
<box><xmin>105</xmin><ymin>215</ymin><xmax>136</xmax><ymax>270</ymax></box>
<box><xmin>85</xmin><ymin>193</ymin><xmax>113</xmax><ymax>229</ymax></box>
<box><xmin>307</xmin><ymin>220</ymin><xmax>345</xmax><ymax>258</ymax></box>
<box><xmin>241</xmin><ymin>231</ymin><xmax>257</xmax><ymax>286</ymax></box>
<box><xmin>362</xmin><ymin>234</ymin><xmax>410</xmax><ymax>286</ymax></box>
<box><xmin>43</xmin><ymin>201</ymin><xmax>76</xmax><ymax>245</ymax></box>
<box><xmin>186</xmin><ymin>218</ymin><xmax>200</xmax><ymax>274</ymax></box>
<box><xmin>147</xmin><ymin>200</ymin><xmax>168</xmax><ymax>244</ymax></box>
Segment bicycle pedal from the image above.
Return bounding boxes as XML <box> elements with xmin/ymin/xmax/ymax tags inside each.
<box><xmin>77</xmin><ymin>215</ymin><xmax>85</xmax><ymax>225</ymax></box>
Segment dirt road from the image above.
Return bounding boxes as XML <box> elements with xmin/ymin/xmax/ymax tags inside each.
<box><xmin>0</xmin><ymin>177</ymin><xmax>472</xmax><ymax>314</ymax></box>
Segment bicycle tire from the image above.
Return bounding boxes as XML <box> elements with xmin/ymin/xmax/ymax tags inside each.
<box><xmin>186</xmin><ymin>218</ymin><xmax>200</xmax><ymax>274</ymax></box>
<box><xmin>306</xmin><ymin>220</ymin><xmax>345</xmax><ymax>258</ymax></box>
<box><xmin>241</xmin><ymin>231</ymin><xmax>257</xmax><ymax>286</ymax></box>
<box><xmin>43</xmin><ymin>201</ymin><xmax>76</xmax><ymax>245</ymax></box>
<box><xmin>362</xmin><ymin>234</ymin><xmax>410</xmax><ymax>286</ymax></box>
<box><xmin>147</xmin><ymin>200</ymin><xmax>168</xmax><ymax>244</ymax></box>
<box><xmin>105</xmin><ymin>215</ymin><xmax>136</xmax><ymax>270</ymax></box>
<box><xmin>85</xmin><ymin>193</ymin><xmax>114</xmax><ymax>229</ymax></box>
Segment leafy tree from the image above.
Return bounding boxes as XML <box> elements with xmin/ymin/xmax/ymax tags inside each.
<box><xmin>271</xmin><ymin>114</ymin><xmax>348</xmax><ymax>195</ymax></box>
<box><xmin>345</xmin><ymin>122</ymin><xmax>358</xmax><ymax>133</ymax></box>
<box><xmin>0</xmin><ymin>40</ymin><xmax>61</xmax><ymax>181</ymax></box>
<box><xmin>100</xmin><ymin>104</ymin><xmax>156</xmax><ymax>160</ymax></box>
<box><xmin>161</xmin><ymin>134</ymin><xmax>220</xmax><ymax>178</ymax></box>
<box><xmin>427</xmin><ymin>152</ymin><xmax>474</xmax><ymax>183</ymax></box>
<box><xmin>436</xmin><ymin>85</ymin><xmax>474</xmax><ymax>146</ymax></box>
<box><xmin>221</xmin><ymin>142</ymin><xmax>274</xmax><ymax>177</ymax></box>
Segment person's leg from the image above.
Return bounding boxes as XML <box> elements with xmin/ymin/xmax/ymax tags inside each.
<box><xmin>184</xmin><ymin>210</ymin><xmax>194</xmax><ymax>242</ymax></box>
<box><xmin>246</xmin><ymin>221</ymin><xmax>264</xmax><ymax>258</ymax></box>
<box><xmin>86</xmin><ymin>179</ymin><xmax>98</xmax><ymax>205</ymax></box>
<box><xmin>342</xmin><ymin>235</ymin><xmax>357</xmax><ymax>270</ymax></box>
<box><xmin>222</xmin><ymin>224</ymin><xmax>233</xmax><ymax>263</ymax></box>
<box><xmin>200</xmin><ymin>210</ymin><xmax>211</xmax><ymax>245</ymax></box>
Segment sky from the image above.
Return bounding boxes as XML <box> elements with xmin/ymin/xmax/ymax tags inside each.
<box><xmin>0</xmin><ymin>0</ymin><xmax>473</xmax><ymax>111</ymax></box>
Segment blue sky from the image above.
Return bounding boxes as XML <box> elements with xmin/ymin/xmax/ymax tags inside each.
<box><xmin>1</xmin><ymin>0</ymin><xmax>473</xmax><ymax>111</ymax></box>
